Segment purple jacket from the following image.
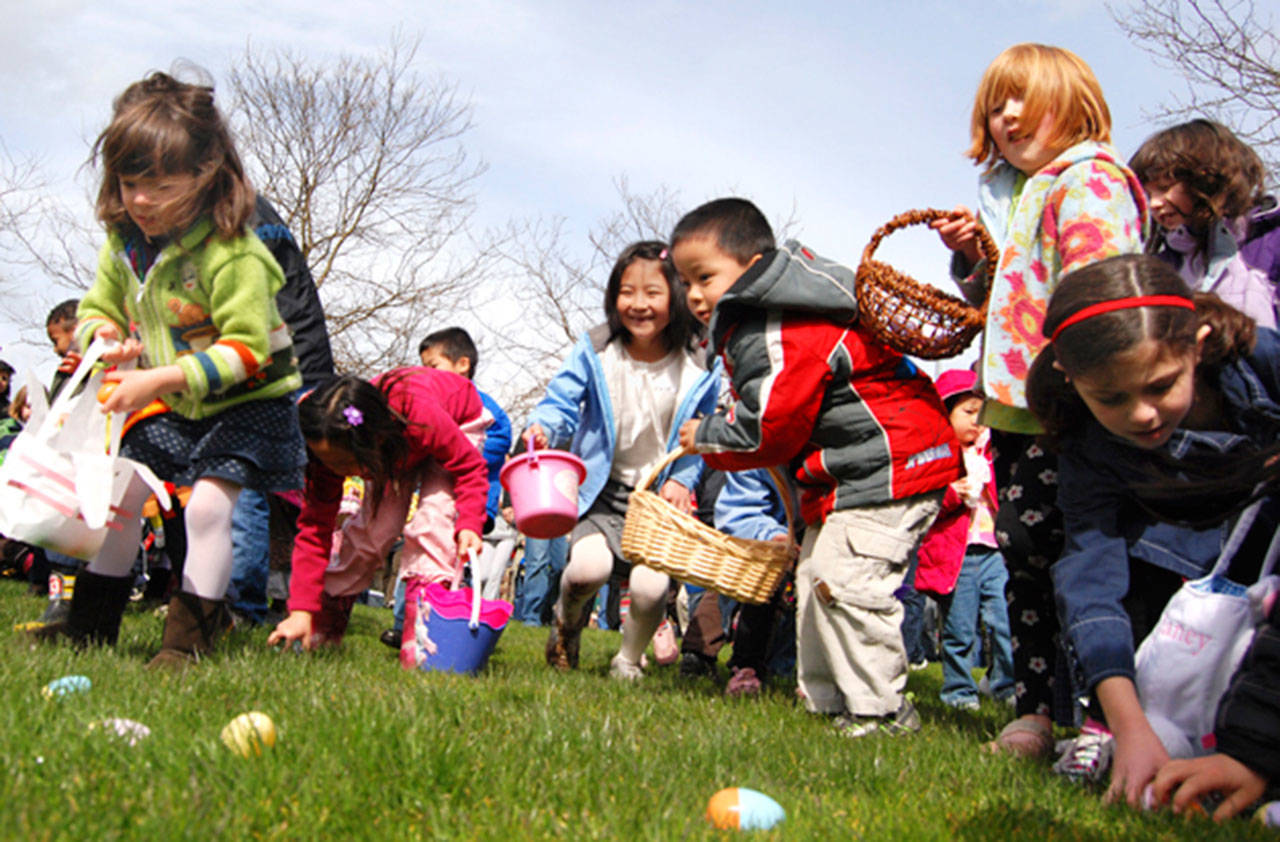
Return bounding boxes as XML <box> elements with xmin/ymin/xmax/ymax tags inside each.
<box><xmin>1156</xmin><ymin>197</ymin><xmax>1280</xmax><ymax>328</ymax></box>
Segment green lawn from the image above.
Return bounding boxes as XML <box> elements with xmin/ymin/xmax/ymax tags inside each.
<box><xmin>0</xmin><ymin>580</ymin><xmax>1268</xmax><ymax>841</ymax></box>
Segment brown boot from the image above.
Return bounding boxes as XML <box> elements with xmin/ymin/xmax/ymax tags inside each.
<box><xmin>544</xmin><ymin>598</ymin><xmax>591</xmax><ymax>671</ymax></box>
<box><xmin>310</xmin><ymin>592</ymin><xmax>357</xmax><ymax>646</ymax></box>
<box><xmin>147</xmin><ymin>591</ymin><xmax>229</xmax><ymax>669</ymax></box>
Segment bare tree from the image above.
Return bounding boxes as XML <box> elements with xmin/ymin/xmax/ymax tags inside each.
<box><xmin>226</xmin><ymin>33</ymin><xmax>491</xmax><ymax>374</ymax></box>
<box><xmin>0</xmin><ymin>145</ymin><xmax>97</xmax><ymax>353</ymax></box>
<box><xmin>1112</xmin><ymin>0</ymin><xmax>1280</xmax><ymax>178</ymax></box>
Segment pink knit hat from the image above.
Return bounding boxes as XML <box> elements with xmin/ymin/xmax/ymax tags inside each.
<box><xmin>934</xmin><ymin>368</ymin><xmax>979</xmax><ymax>402</ymax></box>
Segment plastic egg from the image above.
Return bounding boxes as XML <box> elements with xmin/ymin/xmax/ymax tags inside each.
<box><xmin>89</xmin><ymin>718</ymin><xmax>151</xmax><ymax>746</ymax></box>
<box><xmin>220</xmin><ymin>711</ymin><xmax>277</xmax><ymax>757</ymax></box>
<box><xmin>1254</xmin><ymin>801</ymin><xmax>1280</xmax><ymax>827</ymax></box>
<box><xmin>97</xmin><ymin>382</ymin><xmax>117</xmax><ymax>404</ymax></box>
<box><xmin>706</xmin><ymin>787</ymin><xmax>786</xmax><ymax>830</ymax></box>
<box><xmin>42</xmin><ymin>674</ymin><xmax>91</xmax><ymax>700</ymax></box>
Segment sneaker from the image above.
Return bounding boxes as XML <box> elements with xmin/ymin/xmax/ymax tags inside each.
<box><xmin>651</xmin><ymin>620</ymin><xmax>679</xmax><ymax>666</ymax></box>
<box><xmin>609</xmin><ymin>653</ymin><xmax>645</xmax><ymax>681</ymax></box>
<box><xmin>725</xmin><ymin>667</ymin><xmax>762</xmax><ymax>698</ymax></box>
<box><xmin>944</xmin><ymin>696</ymin><xmax>980</xmax><ymax>712</ymax></box>
<box><xmin>379</xmin><ymin>628</ymin><xmax>401</xmax><ymax>649</ymax></box>
<box><xmin>834</xmin><ymin>698</ymin><xmax>921</xmax><ymax>738</ymax></box>
<box><xmin>1052</xmin><ymin>721</ymin><xmax>1114</xmax><ymax>783</ymax></box>
<box><xmin>908</xmin><ymin>659</ymin><xmax>930</xmax><ymax>672</ymax></box>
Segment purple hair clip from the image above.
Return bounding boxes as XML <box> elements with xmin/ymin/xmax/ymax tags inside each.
<box><xmin>658</xmin><ymin>248</ymin><xmax>669</xmax><ymax>260</ymax></box>
<box><xmin>343</xmin><ymin>406</ymin><xmax>364</xmax><ymax>427</ymax></box>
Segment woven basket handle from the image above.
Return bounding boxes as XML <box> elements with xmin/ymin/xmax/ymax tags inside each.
<box><xmin>859</xmin><ymin>208</ymin><xmax>999</xmax><ymax>306</ymax></box>
<box><xmin>636</xmin><ymin>447</ymin><xmax>798</xmax><ymax>547</ymax></box>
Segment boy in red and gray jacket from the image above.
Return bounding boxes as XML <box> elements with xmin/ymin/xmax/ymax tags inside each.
<box><xmin>674</xmin><ymin>198</ymin><xmax>961</xmax><ymax>736</ymax></box>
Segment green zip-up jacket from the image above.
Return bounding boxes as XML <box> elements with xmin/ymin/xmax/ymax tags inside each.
<box><xmin>77</xmin><ymin>218</ymin><xmax>302</xmax><ymax>419</ymax></box>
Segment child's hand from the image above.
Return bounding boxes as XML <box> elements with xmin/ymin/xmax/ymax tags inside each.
<box><xmin>93</xmin><ymin>323</ymin><xmax>144</xmax><ymax>365</ymax></box>
<box><xmin>456</xmin><ymin>529</ymin><xmax>482</xmax><ymax>561</ymax></box>
<box><xmin>678</xmin><ymin>418</ymin><xmax>702</xmax><ymax>452</ymax></box>
<box><xmin>267</xmin><ymin>610</ymin><xmax>314</xmax><ymax>650</ymax></box>
<box><xmin>100</xmin><ymin>366</ymin><xmax>186</xmax><ymax>414</ymax></box>
<box><xmin>658</xmin><ymin>479</ymin><xmax>692</xmax><ymax>513</ymax></box>
<box><xmin>1151</xmin><ymin>753</ymin><xmax>1268</xmax><ymax>822</ymax></box>
<box><xmin>56</xmin><ymin>352</ymin><xmax>82</xmax><ymax>376</ymax></box>
<box><xmin>524</xmin><ymin>424</ymin><xmax>548</xmax><ymax>450</ymax></box>
<box><xmin>930</xmin><ymin>205</ymin><xmax>982</xmax><ymax>268</ymax></box>
<box><xmin>1106</xmin><ymin>721</ymin><xmax>1172</xmax><ymax>808</ymax></box>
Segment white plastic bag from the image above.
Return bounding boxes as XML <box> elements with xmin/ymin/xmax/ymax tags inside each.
<box><xmin>1134</xmin><ymin>498</ymin><xmax>1280</xmax><ymax>758</ymax></box>
<box><xmin>0</xmin><ymin>339</ymin><xmax>169</xmax><ymax>560</ymax></box>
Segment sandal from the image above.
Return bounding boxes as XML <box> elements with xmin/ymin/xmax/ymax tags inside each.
<box><xmin>985</xmin><ymin>716</ymin><xmax>1053</xmax><ymax>759</ymax></box>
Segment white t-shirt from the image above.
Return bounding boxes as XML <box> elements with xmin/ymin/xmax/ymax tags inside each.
<box><xmin>602</xmin><ymin>340</ymin><xmax>684</xmax><ymax>488</ymax></box>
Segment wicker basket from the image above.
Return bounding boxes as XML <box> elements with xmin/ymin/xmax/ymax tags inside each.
<box><xmin>621</xmin><ymin>449</ymin><xmax>797</xmax><ymax>605</ymax></box>
<box><xmin>855</xmin><ymin>208</ymin><xmax>999</xmax><ymax>360</ymax></box>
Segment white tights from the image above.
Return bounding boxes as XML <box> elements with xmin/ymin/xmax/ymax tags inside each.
<box><xmin>88</xmin><ymin>476</ymin><xmax>241</xmax><ymax>600</ymax></box>
<box><xmin>555</xmin><ymin>532</ymin><xmax>670</xmax><ymax>665</ymax></box>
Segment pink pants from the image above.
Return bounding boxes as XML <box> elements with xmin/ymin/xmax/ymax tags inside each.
<box><xmin>323</xmin><ymin>461</ymin><xmax>463</xmax><ymax>599</ymax></box>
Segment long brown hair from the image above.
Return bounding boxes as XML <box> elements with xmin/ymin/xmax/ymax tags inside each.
<box><xmin>1027</xmin><ymin>254</ymin><xmax>1268</xmax><ymax>524</ymax></box>
<box><xmin>93</xmin><ymin>71</ymin><xmax>254</xmax><ymax>241</ymax></box>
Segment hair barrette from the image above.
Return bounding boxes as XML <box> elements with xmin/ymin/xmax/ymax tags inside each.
<box><xmin>343</xmin><ymin>406</ymin><xmax>364</xmax><ymax>427</ymax></box>
<box><xmin>659</xmin><ymin>248</ymin><xmax>669</xmax><ymax>260</ymax></box>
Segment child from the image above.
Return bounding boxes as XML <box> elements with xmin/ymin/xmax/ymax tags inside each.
<box><xmin>267</xmin><ymin>370</ymin><xmax>489</xmax><ymax>650</ymax></box>
<box><xmin>45</xmin><ymin>299</ymin><xmax>82</xmax><ymax>400</ymax></box>
<box><xmin>1130</xmin><ymin>118</ymin><xmax>1280</xmax><ymax>328</ymax></box>
<box><xmin>51</xmin><ymin>71</ymin><xmax>306</xmax><ymax>663</ymax></box>
<box><xmin>914</xmin><ymin>369</ymin><xmax>1014</xmax><ymax>711</ymax></box>
<box><xmin>1024</xmin><ymin>253</ymin><xmax>1280</xmax><ymax>806</ymax></box>
<box><xmin>526</xmin><ymin>240</ymin><xmax>718</xmax><ymax>679</ymax></box>
<box><xmin>673</xmin><ymin>198</ymin><xmax>962</xmax><ymax>736</ymax></box>
<box><xmin>931</xmin><ymin>43</ymin><xmax>1148</xmax><ymax>757</ymax></box>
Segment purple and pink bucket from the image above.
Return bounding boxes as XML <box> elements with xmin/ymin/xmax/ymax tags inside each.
<box><xmin>400</xmin><ymin>580</ymin><xmax>513</xmax><ymax>675</ymax></box>
<box><xmin>499</xmin><ymin>444</ymin><xmax>586</xmax><ymax>539</ymax></box>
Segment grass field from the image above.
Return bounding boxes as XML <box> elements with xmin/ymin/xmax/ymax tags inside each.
<box><xmin>0</xmin><ymin>580</ymin><xmax>1271</xmax><ymax>841</ymax></box>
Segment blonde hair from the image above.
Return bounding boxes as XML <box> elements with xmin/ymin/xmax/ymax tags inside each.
<box><xmin>9</xmin><ymin>386</ymin><xmax>28</xmax><ymax>423</ymax></box>
<box><xmin>966</xmin><ymin>43</ymin><xmax>1112</xmax><ymax>170</ymax></box>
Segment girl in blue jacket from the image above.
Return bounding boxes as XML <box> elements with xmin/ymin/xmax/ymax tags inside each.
<box><xmin>1026</xmin><ymin>254</ymin><xmax>1280</xmax><ymax>808</ymax></box>
<box><xmin>526</xmin><ymin>240</ymin><xmax>719</xmax><ymax>679</ymax></box>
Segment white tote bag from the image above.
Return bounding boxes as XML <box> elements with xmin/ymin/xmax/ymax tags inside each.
<box><xmin>0</xmin><ymin>339</ymin><xmax>170</xmax><ymax>560</ymax></box>
<box><xmin>1134</xmin><ymin>497</ymin><xmax>1280</xmax><ymax>758</ymax></box>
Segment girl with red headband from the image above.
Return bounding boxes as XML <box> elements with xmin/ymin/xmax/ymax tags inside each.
<box><xmin>1026</xmin><ymin>254</ymin><xmax>1280</xmax><ymax>816</ymax></box>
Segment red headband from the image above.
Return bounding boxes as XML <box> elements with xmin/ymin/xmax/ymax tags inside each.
<box><xmin>1050</xmin><ymin>295</ymin><xmax>1195</xmax><ymax>342</ymax></box>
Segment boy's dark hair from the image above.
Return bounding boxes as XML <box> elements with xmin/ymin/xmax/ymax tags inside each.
<box><xmin>0</xmin><ymin>360</ymin><xmax>13</xmax><ymax>375</ymax></box>
<box><xmin>46</xmin><ymin>299</ymin><xmax>80</xmax><ymax>328</ymax></box>
<box><xmin>603</xmin><ymin>240</ymin><xmax>701</xmax><ymax>352</ymax></box>
<box><xmin>669</xmin><ymin>198</ymin><xmax>775</xmax><ymax>264</ymax></box>
<box><xmin>418</xmin><ymin>326</ymin><xmax>478</xmax><ymax>379</ymax></box>
<box><xmin>1129</xmin><ymin>119</ymin><xmax>1265</xmax><ymax>233</ymax></box>
<box><xmin>942</xmin><ymin>390</ymin><xmax>982</xmax><ymax>415</ymax></box>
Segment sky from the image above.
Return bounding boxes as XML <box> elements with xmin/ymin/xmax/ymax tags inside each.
<box><xmin>0</xmin><ymin>0</ymin><xmax>1187</xmax><ymax>392</ymax></box>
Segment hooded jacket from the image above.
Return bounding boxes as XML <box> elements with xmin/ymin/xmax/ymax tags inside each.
<box><xmin>695</xmin><ymin>240</ymin><xmax>961</xmax><ymax>525</ymax></box>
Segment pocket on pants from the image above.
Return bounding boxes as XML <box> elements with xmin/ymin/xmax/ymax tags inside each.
<box><xmin>809</xmin><ymin>520</ymin><xmax>914</xmax><ymax>613</ymax></box>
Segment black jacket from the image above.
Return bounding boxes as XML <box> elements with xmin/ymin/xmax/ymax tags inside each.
<box><xmin>1215</xmin><ymin>590</ymin><xmax>1280</xmax><ymax>780</ymax></box>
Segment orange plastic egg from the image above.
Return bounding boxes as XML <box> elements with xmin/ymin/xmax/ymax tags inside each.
<box><xmin>97</xmin><ymin>382</ymin><xmax>117</xmax><ymax>404</ymax></box>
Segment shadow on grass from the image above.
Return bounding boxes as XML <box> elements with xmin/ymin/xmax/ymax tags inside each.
<box><xmin>949</xmin><ymin>804</ymin><xmax>1091</xmax><ymax>841</ymax></box>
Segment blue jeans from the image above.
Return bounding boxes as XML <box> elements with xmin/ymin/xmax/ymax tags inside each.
<box><xmin>514</xmin><ymin>536</ymin><xmax>568</xmax><ymax>625</ymax></box>
<box><xmin>939</xmin><ymin>546</ymin><xmax>1015</xmax><ymax>707</ymax></box>
<box><xmin>898</xmin><ymin>549</ymin><xmax>929</xmax><ymax>663</ymax></box>
<box><xmin>228</xmin><ymin>489</ymin><xmax>271</xmax><ymax>623</ymax></box>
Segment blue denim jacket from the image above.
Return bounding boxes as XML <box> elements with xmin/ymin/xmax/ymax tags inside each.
<box><xmin>1052</xmin><ymin>327</ymin><xmax>1280</xmax><ymax>691</ymax></box>
<box><xmin>527</xmin><ymin>325</ymin><xmax>721</xmax><ymax>516</ymax></box>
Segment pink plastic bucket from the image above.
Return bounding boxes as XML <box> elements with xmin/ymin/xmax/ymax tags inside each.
<box><xmin>499</xmin><ymin>446</ymin><xmax>586</xmax><ymax>539</ymax></box>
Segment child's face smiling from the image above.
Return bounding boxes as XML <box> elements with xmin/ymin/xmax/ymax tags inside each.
<box><xmin>671</xmin><ymin>236</ymin><xmax>757</xmax><ymax>325</ymax></box>
<box><xmin>1144</xmin><ymin>178</ymin><xmax>1196</xmax><ymax>231</ymax></box>
<box><xmin>1068</xmin><ymin>338</ymin><xmax>1201</xmax><ymax>450</ymax></box>
<box><xmin>120</xmin><ymin>171</ymin><xmax>197</xmax><ymax>239</ymax></box>
<box><xmin>615</xmin><ymin>259</ymin><xmax>671</xmax><ymax>347</ymax></box>
<box><xmin>988</xmin><ymin>97</ymin><xmax>1059</xmax><ymax>176</ymax></box>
